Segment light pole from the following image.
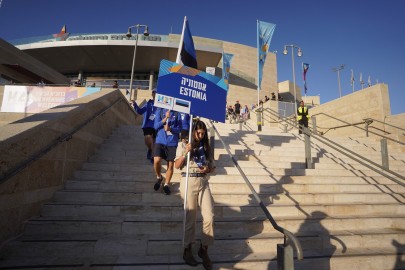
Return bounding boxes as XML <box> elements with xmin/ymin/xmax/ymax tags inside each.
<box><xmin>332</xmin><ymin>64</ymin><xmax>345</xmax><ymax>98</ymax></box>
<box><xmin>126</xmin><ymin>24</ymin><xmax>149</xmax><ymax>101</ymax></box>
<box><xmin>283</xmin><ymin>44</ymin><xmax>302</xmax><ymax>115</ymax></box>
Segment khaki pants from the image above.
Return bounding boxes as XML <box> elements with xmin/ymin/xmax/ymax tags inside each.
<box><xmin>180</xmin><ymin>176</ymin><xmax>214</xmax><ymax>248</ymax></box>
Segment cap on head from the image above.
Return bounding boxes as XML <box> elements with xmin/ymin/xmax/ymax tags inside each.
<box><xmin>152</xmin><ymin>88</ymin><xmax>157</xmax><ymax>93</ymax></box>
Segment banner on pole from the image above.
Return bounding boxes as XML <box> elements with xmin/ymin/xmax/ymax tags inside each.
<box><xmin>257</xmin><ymin>20</ymin><xmax>276</xmax><ymax>89</ymax></box>
<box><xmin>222</xmin><ymin>52</ymin><xmax>234</xmax><ymax>87</ymax></box>
<box><xmin>155</xmin><ymin>59</ymin><xmax>227</xmax><ymax>122</ymax></box>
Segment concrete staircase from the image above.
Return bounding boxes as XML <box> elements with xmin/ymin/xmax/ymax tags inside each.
<box><xmin>0</xmin><ymin>120</ymin><xmax>404</xmax><ymax>270</ymax></box>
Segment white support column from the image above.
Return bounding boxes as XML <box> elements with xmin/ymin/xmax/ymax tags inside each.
<box><xmin>149</xmin><ymin>70</ymin><xmax>154</xmax><ymax>90</ymax></box>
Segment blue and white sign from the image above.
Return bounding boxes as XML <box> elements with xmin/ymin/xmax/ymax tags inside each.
<box><xmin>155</xmin><ymin>59</ymin><xmax>228</xmax><ymax>123</ymax></box>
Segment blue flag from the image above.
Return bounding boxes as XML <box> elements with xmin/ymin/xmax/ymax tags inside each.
<box><xmin>257</xmin><ymin>20</ymin><xmax>276</xmax><ymax>89</ymax></box>
<box><xmin>177</xmin><ymin>17</ymin><xmax>197</xmax><ymax>69</ymax></box>
<box><xmin>222</xmin><ymin>52</ymin><xmax>234</xmax><ymax>87</ymax></box>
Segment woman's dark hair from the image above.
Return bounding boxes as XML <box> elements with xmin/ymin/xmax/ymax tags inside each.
<box><xmin>191</xmin><ymin>119</ymin><xmax>212</xmax><ymax>161</ymax></box>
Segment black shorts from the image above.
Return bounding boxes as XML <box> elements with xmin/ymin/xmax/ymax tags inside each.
<box><xmin>154</xmin><ymin>143</ymin><xmax>177</xmax><ymax>161</ymax></box>
<box><xmin>143</xmin><ymin>127</ymin><xmax>156</xmax><ymax>138</ymax></box>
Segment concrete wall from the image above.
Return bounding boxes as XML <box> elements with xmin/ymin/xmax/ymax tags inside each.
<box><xmin>0</xmin><ymin>38</ymin><xmax>70</xmax><ymax>85</ymax></box>
<box><xmin>278</xmin><ymin>80</ymin><xmax>302</xmax><ymax>103</ymax></box>
<box><xmin>302</xmin><ymin>95</ymin><xmax>320</xmax><ymax>106</ymax></box>
<box><xmin>309</xmin><ymin>84</ymin><xmax>391</xmax><ymax>137</ymax></box>
<box><xmin>385</xmin><ymin>113</ymin><xmax>405</xmax><ymax>144</ymax></box>
<box><xmin>0</xmin><ymin>89</ymin><xmax>139</xmax><ymax>245</ymax></box>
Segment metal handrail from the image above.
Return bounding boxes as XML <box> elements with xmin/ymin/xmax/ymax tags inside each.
<box><xmin>373</xmin><ymin>117</ymin><xmax>405</xmax><ymax>132</ymax></box>
<box><xmin>0</xmin><ymin>95</ymin><xmax>137</xmax><ymax>185</ymax></box>
<box><xmin>263</xmin><ymin>108</ymin><xmax>405</xmax><ymax>186</ymax></box>
<box><xmin>208</xmin><ymin>120</ymin><xmax>304</xmax><ymax>260</ymax></box>
<box><xmin>311</xmin><ymin>112</ymin><xmax>405</xmax><ymax>146</ymax></box>
<box><xmin>317</xmin><ymin>121</ymin><xmax>367</xmax><ymax>135</ymax></box>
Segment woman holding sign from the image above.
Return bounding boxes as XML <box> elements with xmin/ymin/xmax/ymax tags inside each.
<box><xmin>175</xmin><ymin>119</ymin><xmax>215</xmax><ymax>270</ymax></box>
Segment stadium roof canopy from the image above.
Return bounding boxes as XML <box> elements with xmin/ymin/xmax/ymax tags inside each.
<box><xmin>13</xmin><ymin>33</ymin><xmax>223</xmax><ymax>77</ymax></box>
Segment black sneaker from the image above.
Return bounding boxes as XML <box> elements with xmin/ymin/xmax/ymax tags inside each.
<box><xmin>154</xmin><ymin>176</ymin><xmax>163</xmax><ymax>191</ymax></box>
<box><xmin>163</xmin><ymin>185</ymin><xmax>171</xmax><ymax>195</ymax></box>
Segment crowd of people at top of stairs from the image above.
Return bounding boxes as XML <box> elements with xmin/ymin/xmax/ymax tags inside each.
<box><xmin>226</xmin><ymin>101</ymin><xmax>250</xmax><ymax>124</ymax></box>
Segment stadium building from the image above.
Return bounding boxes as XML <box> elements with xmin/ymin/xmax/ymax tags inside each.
<box><xmin>0</xmin><ymin>27</ymin><xmax>277</xmax><ymax>107</ymax></box>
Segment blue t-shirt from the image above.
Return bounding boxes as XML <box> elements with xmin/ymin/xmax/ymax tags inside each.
<box><xmin>154</xmin><ymin>108</ymin><xmax>182</xmax><ymax>146</ymax></box>
<box><xmin>133</xmin><ymin>99</ymin><xmax>157</xmax><ymax>129</ymax></box>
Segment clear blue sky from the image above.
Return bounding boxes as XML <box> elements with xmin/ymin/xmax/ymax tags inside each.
<box><xmin>1</xmin><ymin>0</ymin><xmax>404</xmax><ymax>115</ymax></box>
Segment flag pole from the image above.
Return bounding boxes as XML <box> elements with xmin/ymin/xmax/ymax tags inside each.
<box><xmin>256</xmin><ymin>20</ymin><xmax>260</xmax><ymax>109</ymax></box>
<box><xmin>177</xmin><ymin>15</ymin><xmax>191</xmax><ymax>248</ymax></box>
<box><xmin>176</xmin><ymin>16</ymin><xmax>187</xmax><ymax>64</ymax></box>
<box><xmin>182</xmin><ymin>113</ymin><xmax>193</xmax><ymax>248</ymax></box>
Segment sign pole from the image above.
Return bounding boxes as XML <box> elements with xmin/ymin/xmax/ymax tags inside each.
<box><xmin>182</xmin><ymin>113</ymin><xmax>193</xmax><ymax>247</ymax></box>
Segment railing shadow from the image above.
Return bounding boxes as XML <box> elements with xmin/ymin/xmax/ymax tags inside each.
<box><xmin>392</xmin><ymin>239</ymin><xmax>405</xmax><ymax>269</ymax></box>
<box><xmin>295</xmin><ymin>211</ymin><xmax>347</xmax><ymax>270</ymax></box>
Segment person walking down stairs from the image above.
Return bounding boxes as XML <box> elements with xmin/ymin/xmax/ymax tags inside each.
<box><xmin>131</xmin><ymin>89</ymin><xmax>158</xmax><ymax>164</ymax></box>
<box><xmin>175</xmin><ymin>119</ymin><xmax>216</xmax><ymax>270</ymax></box>
<box><xmin>153</xmin><ymin>108</ymin><xmax>182</xmax><ymax>195</ymax></box>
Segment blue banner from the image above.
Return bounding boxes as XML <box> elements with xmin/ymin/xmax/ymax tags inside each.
<box><xmin>222</xmin><ymin>52</ymin><xmax>234</xmax><ymax>87</ymax></box>
<box><xmin>155</xmin><ymin>59</ymin><xmax>228</xmax><ymax>123</ymax></box>
<box><xmin>257</xmin><ymin>20</ymin><xmax>276</xmax><ymax>89</ymax></box>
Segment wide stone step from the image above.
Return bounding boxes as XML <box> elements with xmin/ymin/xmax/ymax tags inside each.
<box><xmin>23</xmin><ymin>216</ymin><xmax>405</xmax><ymax>236</ymax></box>
<box><xmin>2</xmin><ymin>229</ymin><xmax>403</xmax><ymax>259</ymax></box>
<box><xmin>89</xmin><ymin>153</ymin><xmax>309</xmax><ymax>163</ymax></box>
<box><xmin>77</xmin><ymin>163</ymin><xmax>390</xmax><ymax>177</ymax></box>
<box><xmin>85</xmin><ymin>154</ymin><xmax>405</xmax><ymax>177</ymax></box>
<box><xmin>0</xmin><ymin>245</ymin><xmax>401</xmax><ymax>270</ymax></box>
<box><xmin>96</xmin><ymin>140</ymin><xmax>404</xmax><ymax>173</ymax></box>
<box><xmin>71</xmin><ymin>171</ymin><xmax>397</xmax><ymax>185</ymax></box>
<box><xmin>316</xmin><ymin>157</ymin><xmax>405</xmax><ymax>167</ymax></box>
<box><xmin>41</xmin><ymin>202</ymin><xmax>404</xmax><ymax>220</ymax></box>
<box><xmin>314</xmin><ymin>162</ymin><xmax>405</xmax><ymax>172</ymax></box>
<box><xmin>63</xmin><ymin>179</ymin><xmax>405</xmax><ymax>194</ymax></box>
<box><xmin>52</xmin><ymin>190</ymin><xmax>403</xmax><ymax>206</ymax></box>
<box><xmin>146</xmin><ymin>229</ymin><xmax>404</xmax><ymax>255</ymax></box>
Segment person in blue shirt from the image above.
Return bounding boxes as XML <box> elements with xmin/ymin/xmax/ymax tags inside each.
<box><xmin>131</xmin><ymin>89</ymin><xmax>158</xmax><ymax>163</ymax></box>
<box><xmin>153</xmin><ymin>108</ymin><xmax>182</xmax><ymax>195</ymax></box>
<box><xmin>180</xmin><ymin>112</ymin><xmax>191</xmax><ymax>141</ymax></box>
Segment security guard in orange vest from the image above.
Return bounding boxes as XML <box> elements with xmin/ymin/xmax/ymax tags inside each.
<box><xmin>297</xmin><ymin>100</ymin><xmax>309</xmax><ymax>134</ymax></box>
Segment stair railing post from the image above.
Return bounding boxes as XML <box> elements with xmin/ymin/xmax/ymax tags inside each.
<box><xmin>209</xmin><ymin>126</ymin><xmax>215</xmax><ymax>158</ymax></box>
<box><xmin>261</xmin><ymin>103</ymin><xmax>264</xmax><ymax>126</ymax></box>
<box><xmin>277</xmin><ymin>243</ymin><xmax>294</xmax><ymax>270</ymax></box>
<box><xmin>381</xmin><ymin>138</ymin><xmax>389</xmax><ymax>170</ymax></box>
<box><xmin>257</xmin><ymin>108</ymin><xmax>262</xmax><ymax>131</ymax></box>
<box><xmin>311</xmin><ymin>116</ymin><xmax>317</xmax><ymax>135</ymax></box>
<box><xmin>364</xmin><ymin>118</ymin><xmax>373</xmax><ymax>137</ymax></box>
<box><xmin>304</xmin><ymin>127</ymin><xmax>313</xmax><ymax>169</ymax></box>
